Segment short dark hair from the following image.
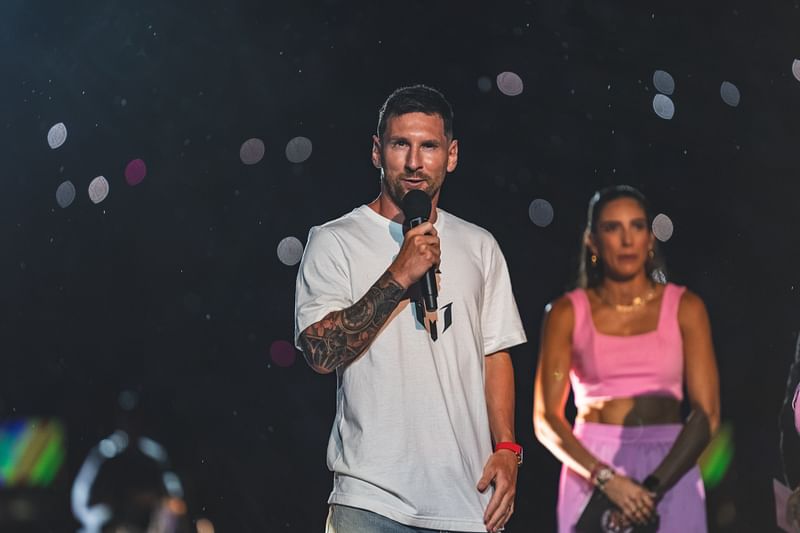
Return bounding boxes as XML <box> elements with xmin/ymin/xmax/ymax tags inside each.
<box><xmin>376</xmin><ymin>85</ymin><xmax>454</xmax><ymax>140</ymax></box>
<box><xmin>577</xmin><ymin>184</ymin><xmax>667</xmax><ymax>288</ymax></box>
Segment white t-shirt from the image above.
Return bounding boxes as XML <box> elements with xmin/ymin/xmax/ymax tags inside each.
<box><xmin>294</xmin><ymin>205</ymin><xmax>527</xmax><ymax>531</ymax></box>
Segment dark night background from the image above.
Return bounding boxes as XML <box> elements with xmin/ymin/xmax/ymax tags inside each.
<box><xmin>3</xmin><ymin>0</ymin><xmax>800</xmax><ymax>531</ymax></box>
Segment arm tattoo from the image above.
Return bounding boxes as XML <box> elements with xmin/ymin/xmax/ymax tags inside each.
<box><xmin>299</xmin><ymin>270</ymin><xmax>406</xmax><ymax>373</ymax></box>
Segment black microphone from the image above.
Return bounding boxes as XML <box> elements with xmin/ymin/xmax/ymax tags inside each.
<box><xmin>401</xmin><ymin>190</ymin><xmax>438</xmax><ymax>313</ymax></box>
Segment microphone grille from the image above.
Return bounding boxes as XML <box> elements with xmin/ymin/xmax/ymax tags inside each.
<box><xmin>401</xmin><ymin>190</ymin><xmax>432</xmax><ymax>221</ymax></box>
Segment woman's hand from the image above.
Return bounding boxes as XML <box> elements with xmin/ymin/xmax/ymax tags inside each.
<box><xmin>602</xmin><ymin>474</ymin><xmax>657</xmax><ymax>525</ymax></box>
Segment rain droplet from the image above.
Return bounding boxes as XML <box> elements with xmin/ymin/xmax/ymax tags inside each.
<box><xmin>88</xmin><ymin>176</ymin><xmax>110</xmax><ymax>204</ymax></box>
<box><xmin>240</xmin><ymin>138</ymin><xmax>265</xmax><ymax>165</ymax></box>
<box><xmin>477</xmin><ymin>76</ymin><xmax>492</xmax><ymax>93</ymax></box>
<box><xmin>47</xmin><ymin>122</ymin><xmax>67</xmax><ymax>149</ymax></box>
<box><xmin>652</xmin><ymin>94</ymin><xmax>675</xmax><ymax>120</ymax></box>
<box><xmin>652</xmin><ymin>213</ymin><xmax>674</xmax><ymax>242</ymax></box>
<box><xmin>496</xmin><ymin>71</ymin><xmax>524</xmax><ymax>96</ymax></box>
<box><xmin>652</xmin><ymin>70</ymin><xmax>675</xmax><ymax>95</ymax></box>
<box><xmin>277</xmin><ymin>236</ymin><xmax>304</xmax><ymax>266</ymax></box>
<box><xmin>124</xmin><ymin>158</ymin><xmax>147</xmax><ymax>186</ymax></box>
<box><xmin>285</xmin><ymin>136</ymin><xmax>313</xmax><ymax>163</ymax></box>
<box><xmin>720</xmin><ymin>81</ymin><xmax>740</xmax><ymax>107</ymax></box>
<box><xmin>56</xmin><ymin>180</ymin><xmax>76</xmax><ymax>208</ymax></box>
<box><xmin>270</xmin><ymin>340</ymin><xmax>296</xmax><ymax>368</ymax></box>
<box><xmin>528</xmin><ymin>199</ymin><xmax>554</xmax><ymax>227</ymax></box>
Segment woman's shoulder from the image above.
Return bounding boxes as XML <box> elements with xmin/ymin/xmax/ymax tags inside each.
<box><xmin>544</xmin><ymin>293</ymin><xmax>579</xmax><ymax>331</ymax></box>
<box><xmin>672</xmin><ymin>285</ymin><xmax>709</xmax><ymax>323</ymax></box>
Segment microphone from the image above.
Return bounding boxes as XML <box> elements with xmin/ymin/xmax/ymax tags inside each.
<box><xmin>401</xmin><ymin>190</ymin><xmax>438</xmax><ymax>313</ymax></box>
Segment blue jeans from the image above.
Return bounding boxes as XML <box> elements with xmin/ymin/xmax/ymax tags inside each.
<box><xmin>325</xmin><ymin>505</ymin><xmax>477</xmax><ymax>533</ymax></box>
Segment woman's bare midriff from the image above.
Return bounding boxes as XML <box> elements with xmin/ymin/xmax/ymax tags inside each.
<box><xmin>577</xmin><ymin>395</ymin><xmax>682</xmax><ymax>426</ymax></box>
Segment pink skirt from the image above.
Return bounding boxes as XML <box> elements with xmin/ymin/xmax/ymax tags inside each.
<box><xmin>557</xmin><ymin>422</ymin><xmax>707</xmax><ymax>533</ymax></box>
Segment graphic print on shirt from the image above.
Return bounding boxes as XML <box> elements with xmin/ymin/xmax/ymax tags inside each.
<box><xmin>412</xmin><ymin>300</ymin><xmax>453</xmax><ymax>341</ymax></box>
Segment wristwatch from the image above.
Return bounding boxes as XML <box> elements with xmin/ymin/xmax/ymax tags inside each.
<box><xmin>594</xmin><ymin>466</ymin><xmax>616</xmax><ymax>490</ymax></box>
<box><xmin>494</xmin><ymin>442</ymin><xmax>523</xmax><ymax>466</ymax></box>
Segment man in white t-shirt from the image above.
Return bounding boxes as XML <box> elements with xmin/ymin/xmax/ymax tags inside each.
<box><xmin>294</xmin><ymin>85</ymin><xmax>527</xmax><ymax>533</ymax></box>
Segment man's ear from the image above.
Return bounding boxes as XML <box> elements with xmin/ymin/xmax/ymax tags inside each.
<box><xmin>446</xmin><ymin>139</ymin><xmax>458</xmax><ymax>173</ymax></box>
<box><xmin>371</xmin><ymin>135</ymin><xmax>382</xmax><ymax>170</ymax></box>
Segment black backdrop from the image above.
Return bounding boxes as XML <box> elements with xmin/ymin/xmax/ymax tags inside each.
<box><xmin>3</xmin><ymin>0</ymin><xmax>800</xmax><ymax>530</ymax></box>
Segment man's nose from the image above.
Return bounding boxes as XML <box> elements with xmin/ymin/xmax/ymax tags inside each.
<box><xmin>405</xmin><ymin>148</ymin><xmax>422</xmax><ymax>172</ymax></box>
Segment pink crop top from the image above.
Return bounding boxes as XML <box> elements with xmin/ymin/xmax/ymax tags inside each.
<box><xmin>566</xmin><ymin>283</ymin><xmax>686</xmax><ymax>409</ymax></box>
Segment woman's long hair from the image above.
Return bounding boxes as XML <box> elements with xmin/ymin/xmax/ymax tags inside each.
<box><xmin>576</xmin><ymin>185</ymin><xmax>667</xmax><ymax>289</ymax></box>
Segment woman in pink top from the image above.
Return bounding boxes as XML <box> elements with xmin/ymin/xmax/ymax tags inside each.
<box><xmin>534</xmin><ymin>185</ymin><xmax>720</xmax><ymax>532</ymax></box>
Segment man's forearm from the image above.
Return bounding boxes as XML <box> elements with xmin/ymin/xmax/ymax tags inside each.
<box><xmin>485</xmin><ymin>351</ymin><xmax>516</xmax><ymax>443</ymax></box>
<box><xmin>299</xmin><ymin>270</ymin><xmax>406</xmax><ymax>373</ymax></box>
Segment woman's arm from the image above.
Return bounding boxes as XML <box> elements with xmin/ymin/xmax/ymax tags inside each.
<box><xmin>533</xmin><ymin>296</ymin><xmax>598</xmax><ymax>478</ymax></box>
<box><xmin>534</xmin><ymin>297</ymin><xmax>656</xmax><ymax>523</ymax></box>
<box><xmin>646</xmin><ymin>290</ymin><xmax>721</xmax><ymax>495</ymax></box>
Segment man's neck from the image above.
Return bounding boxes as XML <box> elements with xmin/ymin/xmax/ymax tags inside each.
<box><xmin>367</xmin><ymin>191</ymin><xmax>439</xmax><ymax>225</ymax></box>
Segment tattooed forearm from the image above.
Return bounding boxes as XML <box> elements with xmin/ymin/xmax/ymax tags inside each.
<box><xmin>299</xmin><ymin>270</ymin><xmax>406</xmax><ymax>373</ymax></box>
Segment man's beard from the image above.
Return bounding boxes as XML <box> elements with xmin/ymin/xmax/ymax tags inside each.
<box><xmin>383</xmin><ymin>172</ymin><xmax>441</xmax><ymax>209</ymax></box>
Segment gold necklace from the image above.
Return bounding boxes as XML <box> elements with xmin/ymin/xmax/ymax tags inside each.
<box><xmin>598</xmin><ymin>285</ymin><xmax>657</xmax><ymax>313</ymax></box>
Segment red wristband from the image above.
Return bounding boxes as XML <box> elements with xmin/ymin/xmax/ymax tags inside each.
<box><xmin>494</xmin><ymin>441</ymin><xmax>523</xmax><ymax>465</ymax></box>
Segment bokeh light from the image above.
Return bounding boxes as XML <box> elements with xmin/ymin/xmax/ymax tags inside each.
<box><xmin>270</xmin><ymin>340</ymin><xmax>296</xmax><ymax>368</ymax></box>
<box><xmin>698</xmin><ymin>422</ymin><xmax>733</xmax><ymax>489</ymax></box>
<box><xmin>124</xmin><ymin>158</ymin><xmax>147</xmax><ymax>186</ymax></box>
<box><xmin>56</xmin><ymin>180</ymin><xmax>76</xmax><ymax>208</ymax></box>
<box><xmin>652</xmin><ymin>94</ymin><xmax>675</xmax><ymax>120</ymax></box>
<box><xmin>277</xmin><ymin>236</ymin><xmax>304</xmax><ymax>266</ymax></box>
<box><xmin>47</xmin><ymin>122</ymin><xmax>67</xmax><ymax>149</ymax></box>
<box><xmin>196</xmin><ymin>518</ymin><xmax>215</xmax><ymax>533</ymax></box>
<box><xmin>720</xmin><ymin>81</ymin><xmax>741</xmax><ymax>107</ymax></box>
<box><xmin>285</xmin><ymin>136</ymin><xmax>313</xmax><ymax>163</ymax></box>
<box><xmin>477</xmin><ymin>76</ymin><xmax>492</xmax><ymax>93</ymax></box>
<box><xmin>793</xmin><ymin>59</ymin><xmax>800</xmax><ymax>82</ymax></box>
<box><xmin>528</xmin><ymin>199</ymin><xmax>554</xmax><ymax>227</ymax></box>
<box><xmin>652</xmin><ymin>70</ymin><xmax>675</xmax><ymax>95</ymax></box>
<box><xmin>496</xmin><ymin>72</ymin><xmax>523</xmax><ymax>96</ymax></box>
<box><xmin>118</xmin><ymin>390</ymin><xmax>139</xmax><ymax>411</ymax></box>
<box><xmin>652</xmin><ymin>213</ymin><xmax>674</xmax><ymax>242</ymax></box>
<box><xmin>239</xmin><ymin>138</ymin><xmax>265</xmax><ymax>165</ymax></box>
<box><xmin>0</xmin><ymin>418</ymin><xmax>66</xmax><ymax>487</ymax></box>
<box><xmin>88</xmin><ymin>176</ymin><xmax>109</xmax><ymax>204</ymax></box>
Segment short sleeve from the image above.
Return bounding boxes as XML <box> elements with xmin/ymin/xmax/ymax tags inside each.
<box><xmin>294</xmin><ymin>226</ymin><xmax>352</xmax><ymax>348</ymax></box>
<box><xmin>480</xmin><ymin>237</ymin><xmax>527</xmax><ymax>355</ymax></box>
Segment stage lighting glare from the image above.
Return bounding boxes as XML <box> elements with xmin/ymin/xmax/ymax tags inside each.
<box><xmin>240</xmin><ymin>138</ymin><xmax>265</xmax><ymax>165</ymax></box>
<box><xmin>286</xmin><ymin>136</ymin><xmax>313</xmax><ymax>163</ymax></box>
<box><xmin>56</xmin><ymin>180</ymin><xmax>76</xmax><ymax>208</ymax></box>
<box><xmin>793</xmin><ymin>59</ymin><xmax>800</xmax><ymax>82</ymax></box>
<box><xmin>652</xmin><ymin>70</ymin><xmax>675</xmax><ymax>95</ymax></box>
<box><xmin>277</xmin><ymin>236</ymin><xmax>304</xmax><ymax>266</ymax></box>
<box><xmin>652</xmin><ymin>213</ymin><xmax>674</xmax><ymax>242</ymax></box>
<box><xmin>270</xmin><ymin>340</ymin><xmax>296</xmax><ymax>368</ymax></box>
<box><xmin>652</xmin><ymin>94</ymin><xmax>675</xmax><ymax>120</ymax></box>
<box><xmin>196</xmin><ymin>518</ymin><xmax>215</xmax><ymax>533</ymax></box>
<box><xmin>528</xmin><ymin>199</ymin><xmax>554</xmax><ymax>227</ymax></box>
<box><xmin>477</xmin><ymin>76</ymin><xmax>492</xmax><ymax>93</ymax></box>
<box><xmin>88</xmin><ymin>176</ymin><xmax>109</xmax><ymax>204</ymax></box>
<box><xmin>720</xmin><ymin>81</ymin><xmax>741</xmax><ymax>107</ymax></box>
<box><xmin>497</xmin><ymin>71</ymin><xmax>524</xmax><ymax>96</ymax></box>
<box><xmin>124</xmin><ymin>158</ymin><xmax>147</xmax><ymax>186</ymax></box>
<box><xmin>47</xmin><ymin>122</ymin><xmax>67</xmax><ymax>149</ymax></box>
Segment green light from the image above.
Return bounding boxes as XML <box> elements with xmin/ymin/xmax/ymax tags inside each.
<box><xmin>699</xmin><ymin>422</ymin><xmax>733</xmax><ymax>489</ymax></box>
<box><xmin>30</xmin><ymin>427</ymin><xmax>65</xmax><ymax>486</ymax></box>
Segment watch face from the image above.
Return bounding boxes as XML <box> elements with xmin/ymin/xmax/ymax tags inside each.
<box><xmin>597</xmin><ymin>468</ymin><xmax>614</xmax><ymax>483</ymax></box>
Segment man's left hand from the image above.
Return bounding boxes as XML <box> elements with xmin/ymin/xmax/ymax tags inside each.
<box><xmin>477</xmin><ymin>449</ymin><xmax>518</xmax><ymax>533</ymax></box>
